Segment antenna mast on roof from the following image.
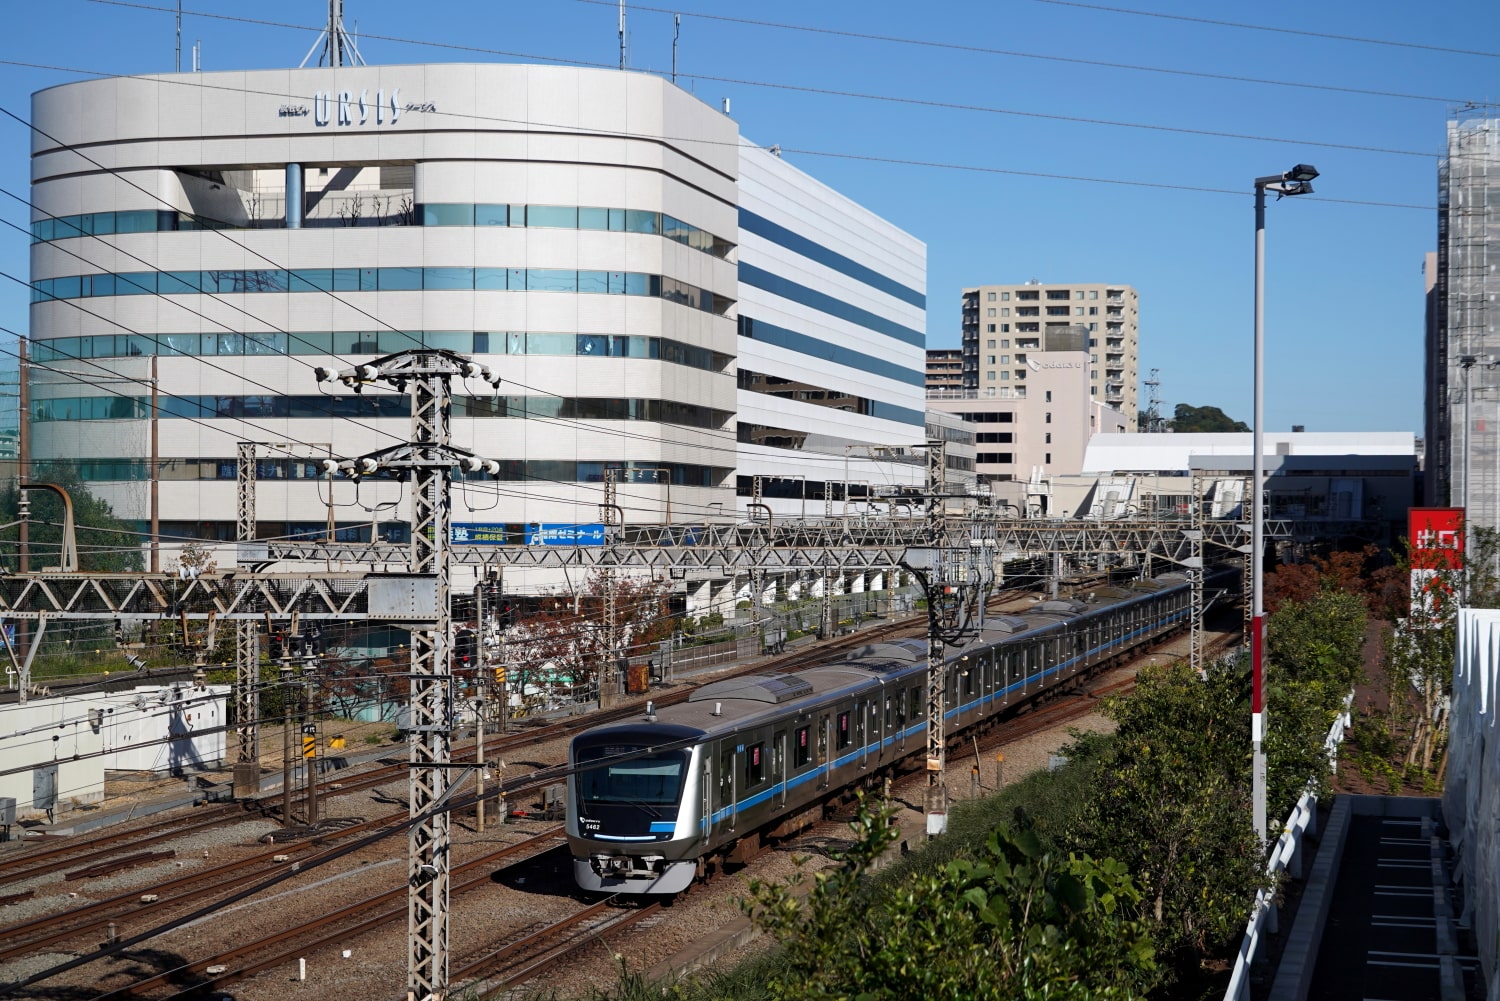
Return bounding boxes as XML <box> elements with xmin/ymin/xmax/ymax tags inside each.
<box><xmin>1143</xmin><ymin>368</ymin><xmax>1165</xmax><ymax>432</ymax></box>
<box><xmin>300</xmin><ymin>0</ymin><xmax>366</xmax><ymax>68</ymax></box>
<box><xmin>618</xmin><ymin>0</ymin><xmax>627</xmax><ymax>69</ymax></box>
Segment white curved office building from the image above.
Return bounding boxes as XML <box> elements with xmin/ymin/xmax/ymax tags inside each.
<box><xmin>28</xmin><ymin>63</ymin><xmax>926</xmax><ymax>578</ymax></box>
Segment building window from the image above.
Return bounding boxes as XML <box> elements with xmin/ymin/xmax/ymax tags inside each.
<box><xmin>986</xmin><ymin>339</ymin><xmax>996</xmax><ymax>348</ymax></box>
<box><xmin>1046</xmin><ymin>289</ymin><xmax>1070</xmax><ymax>300</ymax></box>
<box><xmin>1091</xmin><ymin>355</ymin><xmax>1098</xmax><ymax>363</ymax></box>
<box><xmin>977</xmin><ymin>451</ymin><xmax>1014</xmax><ymax>464</ymax></box>
<box><xmin>986</xmin><ymin>355</ymin><xmax>996</xmax><ymax>364</ymax></box>
<box><xmin>1089</xmin><ymin>306</ymin><xmax>1098</xmax><ymax>316</ymax></box>
<box><xmin>1001</xmin><ymin>355</ymin><xmax>1009</xmax><ymax>364</ymax></box>
<box><xmin>1000</xmin><ymin>370</ymin><xmax>1009</xmax><ymax>380</ymax></box>
<box><xmin>1001</xmin><ymin>308</ymin><xmax>1010</xmax><ymax>317</ymax></box>
<box><xmin>1091</xmin><ymin>386</ymin><xmax>1097</xmax><ymax>395</ymax></box>
<box><xmin>1075</xmin><ymin>290</ymin><xmax>1085</xmax><ymax>300</ymax></box>
<box><xmin>1045</xmin><ymin>306</ymin><xmax>1070</xmax><ymax>316</ymax></box>
<box><xmin>1045</xmin><ymin>452</ymin><xmax>1052</xmax><ymax>463</ymax></box>
<box><xmin>1045</xmin><ymin>412</ymin><xmax>1052</xmax><ymax>424</ymax></box>
<box><xmin>1089</xmin><ymin>290</ymin><xmax>1098</xmax><ymax>299</ymax></box>
<box><xmin>1045</xmin><ymin>432</ymin><xmax>1052</xmax><ymax>443</ymax></box>
<box><xmin>1001</xmin><ymin>324</ymin><xmax>1010</xmax><ymax>333</ymax></box>
<box><xmin>1074</xmin><ymin>307</ymin><xmax>1084</xmax><ymax>316</ymax></box>
<box><xmin>1091</xmin><ymin>370</ymin><xmax>1098</xmax><ymax>379</ymax></box>
<box><xmin>1088</xmin><ymin>323</ymin><xmax>1097</xmax><ymax>331</ymax></box>
<box><xmin>987</xmin><ymin>324</ymin><xmax>996</xmax><ymax>333</ymax></box>
<box><xmin>1001</xmin><ymin>340</ymin><xmax>1009</xmax><ymax>348</ymax></box>
<box><xmin>1089</xmin><ymin>338</ymin><xmax>1097</xmax><ymax>347</ymax></box>
<box><xmin>987</xmin><ymin>308</ymin><xmax>996</xmax><ymax>317</ymax></box>
<box><xmin>987</xmin><ymin>371</ymin><xmax>996</xmax><ymax>381</ymax></box>
<box><xmin>1001</xmin><ymin>291</ymin><xmax>1010</xmax><ymax>301</ymax></box>
<box><xmin>1044</xmin><ymin>390</ymin><xmax>1051</xmax><ymax>402</ymax></box>
<box><xmin>987</xmin><ymin>291</ymin><xmax>997</xmax><ymax>301</ymax></box>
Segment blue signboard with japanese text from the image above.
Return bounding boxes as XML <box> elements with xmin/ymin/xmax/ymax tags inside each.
<box><xmin>525</xmin><ymin>523</ymin><xmax>606</xmax><ymax>546</ymax></box>
<box><xmin>450</xmin><ymin>523</ymin><xmax>509</xmax><ymax>545</ymax></box>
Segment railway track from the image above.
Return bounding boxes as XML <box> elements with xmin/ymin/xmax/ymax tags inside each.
<box><xmin>456</xmin><ymin>897</ymin><xmax>665</xmax><ymax>999</ymax></box>
<box><xmin>0</xmin><ymin>808</ymin><xmax>246</xmax><ymax>885</ymax></box>
<box><xmin>1</xmin><ymin>589</ymin><xmax>1155</xmax><ymax>997</ymax></box>
<box><xmin>82</xmin><ymin>830</ymin><xmax>567</xmax><ymax>1000</ymax></box>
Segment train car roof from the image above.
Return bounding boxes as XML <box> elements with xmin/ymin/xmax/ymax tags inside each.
<box><xmin>628</xmin><ymin>664</ymin><xmax>897</xmax><ymax>734</ymax></box>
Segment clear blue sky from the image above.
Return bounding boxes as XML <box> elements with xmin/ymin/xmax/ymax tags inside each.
<box><xmin>2</xmin><ymin>0</ymin><xmax>1495</xmax><ymax>433</ymax></box>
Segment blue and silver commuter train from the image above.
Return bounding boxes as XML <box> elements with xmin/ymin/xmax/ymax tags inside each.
<box><xmin>567</xmin><ymin>572</ymin><xmax>1214</xmax><ymax>895</ymax></box>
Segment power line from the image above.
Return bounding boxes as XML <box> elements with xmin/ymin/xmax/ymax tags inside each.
<box><xmin>25</xmin><ymin>11</ymin><xmax>1449</xmax><ymax>161</ymax></box>
<box><xmin>1028</xmin><ymin>0</ymin><xmax>1500</xmax><ymax>60</ymax></box>
<box><xmin>573</xmin><ymin>0</ymin><xmax>1476</xmax><ymax>106</ymax></box>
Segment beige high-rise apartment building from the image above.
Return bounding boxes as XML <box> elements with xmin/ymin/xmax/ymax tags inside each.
<box><xmin>961</xmin><ymin>281</ymin><xmax>1139</xmax><ymax>423</ymax></box>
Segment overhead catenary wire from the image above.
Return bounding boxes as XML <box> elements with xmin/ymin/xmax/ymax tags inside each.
<box><xmin>0</xmin><ymin>64</ymin><xmax>1441</xmax><ymax>214</ymax></box>
<box><xmin>77</xmin><ymin>0</ymin><xmax>1491</xmax><ymax>140</ymax></box>
<box><xmin>0</xmin><ymin>38</ymin><xmax>1456</xmax><ymax>168</ymax></box>
<box><xmin>1027</xmin><ymin>0</ymin><xmax>1500</xmax><ymax>61</ymax></box>
<box><xmin>571</xmin><ymin>0</ymin><xmax>1475</xmax><ymax>106</ymax></box>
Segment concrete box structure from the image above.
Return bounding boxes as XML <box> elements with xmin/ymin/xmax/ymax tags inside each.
<box><xmin>0</xmin><ymin>697</ymin><xmax>104</xmax><ymax>817</ymax></box>
<box><xmin>79</xmin><ymin>684</ymin><xmax>229</xmax><ymax>774</ymax></box>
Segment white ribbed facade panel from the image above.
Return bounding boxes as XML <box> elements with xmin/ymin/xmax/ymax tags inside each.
<box><xmin>28</xmin><ymin>62</ymin><xmax>928</xmax><ymax>569</ymax></box>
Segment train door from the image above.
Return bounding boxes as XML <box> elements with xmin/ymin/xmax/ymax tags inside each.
<box><xmin>701</xmin><ymin>755</ymin><xmax>712</xmax><ymax>843</ymax></box>
<box><xmin>854</xmin><ymin>701</ymin><xmax>867</xmax><ymax>768</ymax></box>
<box><xmin>774</xmin><ymin>730</ymin><xmax>788</xmax><ymax>808</ymax></box>
<box><xmin>818</xmin><ymin>715</ymin><xmax>831</xmax><ymax>788</ymax></box>
<box><xmin>721</xmin><ymin>746</ymin><xmax>736</xmax><ymax>831</ymax></box>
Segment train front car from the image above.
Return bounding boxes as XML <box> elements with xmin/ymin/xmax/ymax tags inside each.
<box><xmin>567</xmin><ymin>722</ymin><xmax>705</xmax><ymax>895</ymax></box>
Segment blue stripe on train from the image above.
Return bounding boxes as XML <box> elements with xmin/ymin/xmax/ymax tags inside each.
<box><xmin>700</xmin><ymin>607</ymin><xmax>1189</xmax><ymax>827</ymax></box>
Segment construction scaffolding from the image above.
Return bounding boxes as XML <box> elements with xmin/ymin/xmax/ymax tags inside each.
<box><xmin>1442</xmin><ymin>111</ymin><xmax>1500</xmax><ymax>534</ymax></box>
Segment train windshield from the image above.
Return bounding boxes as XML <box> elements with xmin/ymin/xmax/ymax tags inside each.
<box><xmin>575</xmin><ymin>745</ymin><xmax>688</xmax><ymax>807</ymax></box>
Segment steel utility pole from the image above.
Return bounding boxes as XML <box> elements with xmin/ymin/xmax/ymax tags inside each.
<box><xmin>316</xmin><ymin>351</ymin><xmax>501</xmax><ymax>1001</ymax></box>
<box><xmin>234</xmin><ymin>442</ymin><xmax>259</xmax><ymax>798</ymax></box>
<box><xmin>901</xmin><ymin>440</ymin><xmax>992</xmax><ymax>837</ymax></box>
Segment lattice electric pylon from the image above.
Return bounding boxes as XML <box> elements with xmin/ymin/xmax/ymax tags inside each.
<box><xmin>901</xmin><ymin>439</ymin><xmax>995</xmax><ymax>837</ymax></box>
<box><xmin>315</xmin><ymin>351</ymin><xmax>501</xmax><ymax>1001</ymax></box>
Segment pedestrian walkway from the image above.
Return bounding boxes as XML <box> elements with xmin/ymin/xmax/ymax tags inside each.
<box><xmin>1268</xmin><ymin>796</ymin><xmax>1479</xmax><ymax>1001</ymax></box>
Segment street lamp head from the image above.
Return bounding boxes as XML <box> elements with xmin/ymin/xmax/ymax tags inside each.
<box><xmin>1255</xmin><ymin>163</ymin><xmax>1320</xmax><ymax>198</ymax></box>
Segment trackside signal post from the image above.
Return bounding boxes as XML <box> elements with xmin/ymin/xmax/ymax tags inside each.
<box><xmin>315</xmin><ymin>349</ymin><xmax>502</xmax><ymax>1001</ymax></box>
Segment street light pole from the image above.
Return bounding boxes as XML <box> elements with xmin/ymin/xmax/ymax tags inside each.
<box><xmin>1250</xmin><ymin>163</ymin><xmax>1318</xmax><ymax>847</ymax></box>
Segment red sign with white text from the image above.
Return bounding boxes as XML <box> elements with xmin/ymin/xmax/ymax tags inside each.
<box><xmin>1410</xmin><ymin>507</ymin><xmax>1464</xmax><ymax>570</ymax></box>
<box><xmin>1410</xmin><ymin>507</ymin><xmax>1464</xmax><ymax>619</ymax></box>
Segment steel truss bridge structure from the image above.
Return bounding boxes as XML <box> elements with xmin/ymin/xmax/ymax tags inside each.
<box><xmin>0</xmin><ymin>515</ymin><xmax>1385</xmax><ymax>619</ymax></box>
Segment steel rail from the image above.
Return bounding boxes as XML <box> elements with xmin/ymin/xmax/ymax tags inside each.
<box><xmin>97</xmin><ymin>831</ymin><xmax>567</xmax><ymax>999</ymax></box>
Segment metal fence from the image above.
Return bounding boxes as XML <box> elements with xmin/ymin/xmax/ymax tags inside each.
<box><xmin>1223</xmin><ymin>691</ymin><xmax>1354</xmax><ymax>1001</ymax></box>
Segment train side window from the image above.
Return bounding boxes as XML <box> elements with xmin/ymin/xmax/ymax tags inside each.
<box><xmin>837</xmin><ymin>711</ymin><xmax>851</xmax><ymax>748</ymax></box>
<box><xmin>884</xmin><ymin>698</ymin><xmax>893</xmax><ymax>728</ymax></box>
<box><xmin>963</xmin><ymin>666</ymin><xmax>976</xmax><ymax>696</ymax></box>
<box><xmin>720</xmin><ymin>748</ymin><xmax>733</xmax><ymax>796</ymax></box>
<box><xmin>794</xmin><ymin>726</ymin><xmax>810</xmax><ymax>768</ymax></box>
<box><xmin>746</xmin><ymin>742</ymin><xmax>765</xmax><ymax>785</ymax></box>
<box><xmin>895</xmin><ymin>693</ymin><xmax>906</xmax><ymax>727</ymax></box>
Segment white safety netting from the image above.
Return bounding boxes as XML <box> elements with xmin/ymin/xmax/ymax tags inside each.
<box><xmin>1444</xmin><ymin>608</ymin><xmax>1500</xmax><ymax>998</ymax></box>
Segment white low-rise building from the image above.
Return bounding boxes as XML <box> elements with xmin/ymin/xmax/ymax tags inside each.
<box><xmin>0</xmin><ymin>697</ymin><xmax>104</xmax><ymax>819</ymax></box>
